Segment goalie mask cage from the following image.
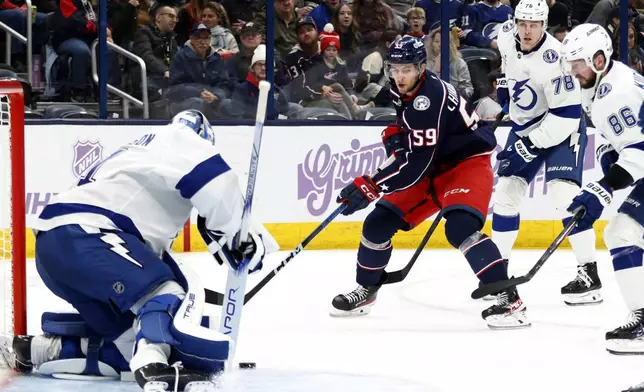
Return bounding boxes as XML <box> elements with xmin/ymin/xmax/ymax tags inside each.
<box><xmin>0</xmin><ymin>80</ymin><xmax>26</xmax><ymax>336</ymax></box>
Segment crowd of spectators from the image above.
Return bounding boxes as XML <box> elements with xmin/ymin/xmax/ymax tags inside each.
<box><xmin>0</xmin><ymin>0</ymin><xmax>642</xmax><ymax>120</ymax></box>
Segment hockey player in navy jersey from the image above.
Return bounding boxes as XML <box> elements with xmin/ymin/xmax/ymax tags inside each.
<box><xmin>462</xmin><ymin>0</ymin><xmax>514</xmax><ymax>49</ymax></box>
<box><xmin>0</xmin><ymin>111</ymin><xmax>277</xmax><ymax>392</ymax></box>
<box><xmin>330</xmin><ymin>35</ymin><xmax>530</xmax><ymax>329</ymax></box>
<box><xmin>491</xmin><ymin>0</ymin><xmax>602</xmax><ymax>306</ymax></box>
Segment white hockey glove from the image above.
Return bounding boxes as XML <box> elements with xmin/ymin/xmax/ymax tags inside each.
<box><xmin>197</xmin><ymin>216</ymin><xmax>265</xmax><ymax>274</ymax></box>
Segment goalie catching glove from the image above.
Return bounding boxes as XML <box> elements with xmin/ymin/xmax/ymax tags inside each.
<box><xmin>197</xmin><ymin>216</ymin><xmax>265</xmax><ymax>273</ymax></box>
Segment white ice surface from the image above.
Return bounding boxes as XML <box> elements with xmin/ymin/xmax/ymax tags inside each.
<box><xmin>1</xmin><ymin>249</ymin><xmax>644</xmax><ymax>391</ymax></box>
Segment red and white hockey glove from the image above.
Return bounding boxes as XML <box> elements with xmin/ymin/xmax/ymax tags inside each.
<box><xmin>336</xmin><ymin>176</ymin><xmax>382</xmax><ymax>215</ymax></box>
<box><xmin>381</xmin><ymin>122</ymin><xmax>406</xmax><ymax>158</ymax></box>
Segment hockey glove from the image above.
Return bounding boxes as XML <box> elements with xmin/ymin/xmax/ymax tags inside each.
<box><xmin>224</xmin><ymin>231</ymin><xmax>266</xmax><ymax>273</ymax></box>
<box><xmin>337</xmin><ymin>176</ymin><xmax>381</xmax><ymax>216</ymax></box>
<box><xmin>382</xmin><ymin>122</ymin><xmax>406</xmax><ymax>158</ymax></box>
<box><xmin>496</xmin><ymin>137</ymin><xmax>539</xmax><ymax>177</ymax></box>
<box><xmin>567</xmin><ymin>181</ymin><xmax>612</xmax><ymax>232</ymax></box>
<box><xmin>496</xmin><ymin>74</ymin><xmax>509</xmax><ymax>108</ymax></box>
<box><xmin>197</xmin><ymin>216</ymin><xmax>265</xmax><ymax>273</ymax></box>
<box><xmin>596</xmin><ymin>143</ymin><xmax>619</xmax><ymax>176</ymax></box>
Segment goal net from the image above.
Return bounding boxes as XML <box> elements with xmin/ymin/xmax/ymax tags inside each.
<box><xmin>0</xmin><ymin>80</ymin><xmax>26</xmax><ymax>336</ymax></box>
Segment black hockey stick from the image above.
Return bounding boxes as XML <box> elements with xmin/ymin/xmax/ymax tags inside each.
<box><xmin>204</xmin><ymin>202</ymin><xmax>348</xmax><ymax>305</ymax></box>
<box><xmin>470</xmin><ymin>207</ymin><xmax>585</xmax><ymax>299</ymax></box>
<box><xmin>384</xmin><ymin>210</ymin><xmax>445</xmax><ymax>284</ymax></box>
<box><xmin>383</xmin><ymin>112</ymin><xmax>506</xmax><ymax>286</ymax></box>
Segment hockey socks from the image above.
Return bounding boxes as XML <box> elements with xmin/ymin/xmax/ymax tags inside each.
<box><xmin>356</xmin><ymin>236</ymin><xmax>392</xmax><ymax>286</ymax></box>
<box><xmin>491</xmin><ymin>213</ymin><xmax>520</xmax><ymax>260</ymax></box>
<box><xmin>564</xmin><ymin>216</ymin><xmax>598</xmax><ymax>265</ymax></box>
<box><xmin>460</xmin><ymin>232</ymin><xmax>508</xmax><ymax>284</ymax></box>
<box><xmin>612</xmin><ymin>246</ymin><xmax>644</xmax><ymax>310</ymax></box>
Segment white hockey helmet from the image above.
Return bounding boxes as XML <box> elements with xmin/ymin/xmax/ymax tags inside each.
<box><xmin>172</xmin><ymin>110</ymin><xmax>215</xmax><ymax>145</ymax></box>
<box><xmin>514</xmin><ymin>0</ymin><xmax>549</xmax><ymax>31</ymax></box>
<box><xmin>560</xmin><ymin>23</ymin><xmax>613</xmax><ymax>75</ymax></box>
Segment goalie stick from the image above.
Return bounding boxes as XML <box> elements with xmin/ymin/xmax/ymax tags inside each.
<box><xmin>217</xmin><ymin>80</ymin><xmax>271</xmax><ymax>357</ymax></box>
<box><xmin>471</xmin><ymin>207</ymin><xmax>585</xmax><ymax>299</ymax></box>
<box><xmin>384</xmin><ymin>111</ymin><xmax>506</xmax><ymax>285</ymax></box>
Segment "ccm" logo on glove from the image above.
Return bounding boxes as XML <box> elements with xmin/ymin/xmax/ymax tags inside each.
<box><xmin>360</xmin><ymin>184</ymin><xmax>379</xmax><ymax>201</ymax></box>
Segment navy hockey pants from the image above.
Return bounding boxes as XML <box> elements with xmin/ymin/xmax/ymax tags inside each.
<box><xmin>35</xmin><ymin>224</ymin><xmax>182</xmax><ymax>340</ymax></box>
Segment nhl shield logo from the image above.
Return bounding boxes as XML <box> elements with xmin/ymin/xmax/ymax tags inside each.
<box><xmin>73</xmin><ymin>140</ymin><xmax>103</xmax><ymax>178</ymax></box>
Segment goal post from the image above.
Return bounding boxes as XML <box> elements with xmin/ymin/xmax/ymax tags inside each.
<box><xmin>0</xmin><ymin>79</ymin><xmax>26</xmax><ymax>336</ymax></box>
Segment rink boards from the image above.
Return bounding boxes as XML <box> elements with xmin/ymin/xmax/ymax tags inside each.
<box><xmin>7</xmin><ymin>122</ymin><xmax>619</xmax><ymax>256</ymax></box>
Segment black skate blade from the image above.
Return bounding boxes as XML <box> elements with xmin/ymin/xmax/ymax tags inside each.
<box><xmin>606</xmin><ymin>349</ymin><xmax>644</xmax><ymax>356</ymax></box>
<box><xmin>471</xmin><ymin>276</ymin><xmax>528</xmax><ymax>299</ymax></box>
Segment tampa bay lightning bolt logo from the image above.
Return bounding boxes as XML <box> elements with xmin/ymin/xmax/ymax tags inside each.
<box><xmin>597</xmin><ymin>83</ymin><xmax>612</xmax><ymax>99</ymax></box>
<box><xmin>483</xmin><ymin>22</ymin><xmax>503</xmax><ymax>40</ymax></box>
<box><xmin>510</xmin><ymin>79</ymin><xmax>538</xmax><ymax>111</ymax></box>
<box><xmin>502</xmin><ymin>20</ymin><xmax>514</xmax><ymax>33</ymax></box>
<box><xmin>542</xmin><ymin>49</ymin><xmax>559</xmax><ymax>63</ymax></box>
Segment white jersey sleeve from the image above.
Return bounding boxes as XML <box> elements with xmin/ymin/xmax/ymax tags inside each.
<box><xmin>162</xmin><ymin>125</ymin><xmax>244</xmax><ymax>243</ymax></box>
<box><xmin>527</xmin><ymin>39</ymin><xmax>582</xmax><ymax>150</ymax></box>
<box><xmin>591</xmin><ymin>62</ymin><xmax>644</xmax><ymax>182</ymax></box>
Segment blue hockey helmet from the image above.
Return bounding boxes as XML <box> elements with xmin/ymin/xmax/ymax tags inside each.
<box><xmin>385</xmin><ymin>35</ymin><xmax>427</xmax><ymax>91</ymax></box>
<box><xmin>172</xmin><ymin>110</ymin><xmax>215</xmax><ymax>145</ymax></box>
<box><xmin>386</xmin><ymin>35</ymin><xmax>427</xmax><ymax>66</ymax></box>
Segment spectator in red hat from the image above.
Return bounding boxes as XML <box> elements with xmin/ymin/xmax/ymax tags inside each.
<box><xmin>307</xmin><ymin>24</ymin><xmax>374</xmax><ymax>118</ymax></box>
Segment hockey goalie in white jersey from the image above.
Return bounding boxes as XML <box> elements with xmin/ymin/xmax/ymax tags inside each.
<box><xmin>0</xmin><ymin>110</ymin><xmax>277</xmax><ymax>391</ymax></box>
<box><xmin>491</xmin><ymin>0</ymin><xmax>602</xmax><ymax>306</ymax></box>
<box><xmin>561</xmin><ymin>24</ymin><xmax>644</xmax><ymax>356</ymax></box>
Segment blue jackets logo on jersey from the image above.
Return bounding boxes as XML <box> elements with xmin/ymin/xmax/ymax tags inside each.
<box><xmin>413</xmin><ymin>95</ymin><xmax>431</xmax><ymax>111</ymax></box>
<box><xmin>72</xmin><ymin>140</ymin><xmax>103</xmax><ymax>178</ymax></box>
<box><xmin>510</xmin><ymin>79</ymin><xmax>538</xmax><ymax>111</ymax></box>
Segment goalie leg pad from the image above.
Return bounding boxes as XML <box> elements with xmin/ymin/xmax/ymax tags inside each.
<box><xmin>37</xmin><ymin>312</ymin><xmax>130</xmax><ymax>380</ymax></box>
<box><xmin>133</xmin><ymin>293</ymin><xmax>231</xmax><ymax>375</ymax></box>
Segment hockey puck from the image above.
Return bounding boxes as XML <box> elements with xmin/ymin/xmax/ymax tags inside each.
<box><xmin>238</xmin><ymin>362</ymin><xmax>256</xmax><ymax>369</ymax></box>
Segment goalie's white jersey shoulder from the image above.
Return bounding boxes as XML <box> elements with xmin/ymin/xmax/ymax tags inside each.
<box><xmin>32</xmin><ymin>123</ymin><xmax>244</xmax><ymax>255</ymax></box>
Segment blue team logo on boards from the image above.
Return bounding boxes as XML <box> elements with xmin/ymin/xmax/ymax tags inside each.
<box><xmin>597</xmin><ymin>83</ymin><xmax>612</xmax><ymax>99</ymax></box>
<box><xmin>510</xmin><ymin>79</ymin><xmax>538</xmax><ymax>111</ymax></box>
<box><xmin>72</xmin><ymin>140</ymin><xmax>103</xmax><ymax>178</ymax></box>
<box><xmin>542</xmin><ymin>49</ymin><xmax>559</xmax><ymax>64</ymax></box>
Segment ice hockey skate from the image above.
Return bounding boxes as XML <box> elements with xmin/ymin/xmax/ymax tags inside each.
<box><xmin>481</xmin><ymin>286</ymin><xmax>530</xmax><ymax>329</ymax></box>
<box><xmin>0</xmin><ymin>335</ymin><xmax>35</xmax><ymax>373</ymax></box>
<box><xmin>606</xmin><ymin>309</ymin><xmax>644</xmax><ymax>355</ymax></box>
<box><xmin>330</xmin><ymin>284</ymin><xmax>380</xmax><ymax>317</ymax></box>
<box><xmin>561</xmin><ymin>261</ymin><xmax>603</xmax><ymax>306</ymax></box>
<box><xmin>623</xmin><ymin>381</ymin><xmax>644</xmax><ymax>392</ymax></box>
<box><xmin>136</xmin><ymin>362</ymin><xmax>217</xmax><ymax>392</ymax></box>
